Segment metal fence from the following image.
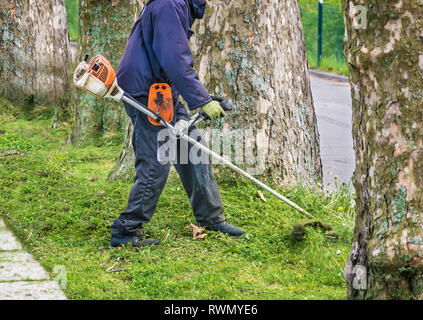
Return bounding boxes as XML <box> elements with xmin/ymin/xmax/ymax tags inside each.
<box><xmin>298</xmin><ymin>1</ymin><xmax>345</xmax><ymax>68</ymax></box>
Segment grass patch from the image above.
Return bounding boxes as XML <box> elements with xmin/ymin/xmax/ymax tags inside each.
<box><xmin>298</xmin><ymin>0</ymin><xmax>348</xmax><ymax>76</ymax></box>
<box><xmin>307</xmin><ymin>55</ymin><xmax>349</xmax><ymax>77</ymax></box>
<box><xmin>0</xmin><ymin>101</ymin><xmax>355</xmax><ymax>300</ymax></box>
<box><xmin>65</xmin><ymin>0</ymin><xmax>79</xmax><ymax>42</ymax></box>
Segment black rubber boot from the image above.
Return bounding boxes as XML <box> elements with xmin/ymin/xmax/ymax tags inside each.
<box><xmin>205</xmin><ymin>221</ymin><xmax>245</xmax><ymax>238</ymax></box>
<box><xmin>110</xmin><ymin>229</ymin><xmax>159</xmax><ymax>248</ymax></box>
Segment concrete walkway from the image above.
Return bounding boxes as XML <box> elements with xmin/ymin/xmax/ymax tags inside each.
<box><xmin>0</xmin><ymin>219</ymin><xmax>66</xmax><ymax>300</ymax></box>
<box><xmin>309</xmin><ymin>73</ymin><xmax>355</xmax><ymax>192</ymax></box>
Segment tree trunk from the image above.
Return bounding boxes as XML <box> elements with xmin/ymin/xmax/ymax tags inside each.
<box><xmin>71</xmin><ymin>0</ymin><xmax>143</xmax><ymax>144</ymax></box>
<box><xmin>108</xmin><ymin>120</ymin><xmax>135</xmax><ymax>181</ymax></box>
<box><xmin>343</xmin><ymin>0</ymin><xmax>423</xmax><ymax>299</ymax></box>
<box><xmin>0</xmin><ymin>0</ymin><xmax>70</xmax><ymax>108</ymax></box>
<box><xmin>109</xmin><ymin>0</ymin><xmax>323</xmax><ymax>187</ymax></box>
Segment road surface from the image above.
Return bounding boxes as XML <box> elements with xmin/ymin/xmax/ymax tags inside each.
<box><xmin>309</xmin><ymin>74</ymin><xmax>355</xmax><ymax>192</ymax></box>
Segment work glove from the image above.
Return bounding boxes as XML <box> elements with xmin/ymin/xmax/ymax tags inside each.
<box><xmin>174</xmin><ymin>119</ymin><xmax>189</xmax><ymax>137</ymax></box>
<box><xmin>201</xmin><ymin>100</ymin><xmax>226</xmax><ymax>120</ymax></box>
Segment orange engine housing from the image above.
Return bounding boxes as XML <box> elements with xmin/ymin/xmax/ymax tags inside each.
<box><xmin>148</xmin><ymin>83</ymin><xmax>174</xmax><ymax>126</ymax></box>
<box><xmin>88</xmin><ymin>54</ymin><xmax>116</xmax><ymax>89</ymax></box>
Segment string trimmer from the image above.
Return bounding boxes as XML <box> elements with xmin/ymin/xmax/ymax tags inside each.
<box><xmin>73</xmin><ymin>53</ymin><xmax>335</xmax><ymax>240</ymax></box>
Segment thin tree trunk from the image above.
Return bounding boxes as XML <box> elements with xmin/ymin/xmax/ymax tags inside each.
<box><xmin>343</xmin><ymin>0</ymin><xmax>423</xmax><ymax>299</ymax></box>
<box><xmin>109</xmin><ymin>0</ymin><xmax>323</xmax><ymax>186</ymax></box>
<box><xmin>0</xmin><ymin>0</ymin><xmax>70</xmax><ymax>108</ymax></box>
<box><xmin>71</xmin><ymin>0</ymin><xmax>143</xmax><ymax>144</ymax></box>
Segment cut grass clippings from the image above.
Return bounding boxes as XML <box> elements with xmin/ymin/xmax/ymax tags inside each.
<box><xmin>0</xmin><ymin>100</ymin><xmax>355</xmax><ymax>299</ymax></box>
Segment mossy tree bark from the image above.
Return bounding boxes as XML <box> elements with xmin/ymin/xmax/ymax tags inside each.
<box><xmin>0</xmin><ymin>0</ymin><xmax>70</xmax><ymax>110</ymax></box>
<box><xmin>109</xmin><ymin>0</ymin><xmax>323</xmax><ymax>186</ymax></box>
<box><xmin>190</xmin><ymin>0</ymin><xmax>322</xmax><ymax>186</ymax></box>
<box><xmin>343</xmin><ymin>0</ymin><xmax>423</xmax><ymax>299</ymax></box>
<box><xmin>71</xmin><ymin>0</ymin><xmax>143</xmax><ymax>144</ymax></box>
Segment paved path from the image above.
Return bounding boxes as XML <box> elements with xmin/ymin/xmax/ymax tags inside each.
<box><xmin>0</xmin><ymin>219</ymin><xmax>66</xmax><ymax>300</ymax></box>
<box><xmin>309</xmin><ymin>74</ymin><xmax>355</xmax><ymax>191</ymax></box>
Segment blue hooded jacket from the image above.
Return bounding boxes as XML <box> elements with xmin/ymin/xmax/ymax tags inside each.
<box><xmin>116</xmin><ymin>0</ymin><xmax>212</xmax><ymax>112</ymax></box>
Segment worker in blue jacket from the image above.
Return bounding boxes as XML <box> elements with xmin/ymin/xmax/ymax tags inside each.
<box><xmin>110</xmin><ymin>0</ymin><xmax>245</xmax><ymax>247</ymax></box>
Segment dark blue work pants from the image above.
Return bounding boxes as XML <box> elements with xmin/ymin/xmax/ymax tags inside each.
<box><xmin>111</xmin><ymin>96</ymin><xmax>225</xmax><ymax>234</ymax></box>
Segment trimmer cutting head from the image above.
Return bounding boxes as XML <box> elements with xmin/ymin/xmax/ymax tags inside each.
<box><xmin>292</xmin><ymin>220</ymin><xmax>338</xmax><ymax>242</ymax></box>
<box><xmin>73</xmin><ymin>54</ymin><xmax>124</xmax><ymax>101</ymax></box>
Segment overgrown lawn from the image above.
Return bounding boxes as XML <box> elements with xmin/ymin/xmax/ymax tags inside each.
<box><xmin>0</xmin><ymin>101</ymin><xmax>354</xmax><ymax>299</ymax></box>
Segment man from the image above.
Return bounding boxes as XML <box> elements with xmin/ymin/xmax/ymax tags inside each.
<box><xmin>110</xmin><ymin>0</ymin><xmax>245</xmax><ymax>247</ymax></box>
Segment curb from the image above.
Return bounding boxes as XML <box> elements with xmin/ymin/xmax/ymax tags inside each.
<box><xmin>0</xmin><ymin>219</ymin><xmax>67</xmax><ymax>300</ymax></box>
<box><xmin>308</xmin><ymin>69</ymin><xmax>349</xmax><ymax>83</ymax></box>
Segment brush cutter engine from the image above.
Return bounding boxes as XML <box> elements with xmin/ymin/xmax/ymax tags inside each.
<box><xmin>73</xmin><ymin>54</ymin><xmax>124</xmax><ymax>101</ymax></box>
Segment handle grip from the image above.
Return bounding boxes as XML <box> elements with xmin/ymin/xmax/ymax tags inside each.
<box><xmin>210</xmin><ymin>95</ymin><xmax>233</xmax><ymax>112</ymax></box>
<box><xmin>200</xmin><ymin>96</ymin><xmax>233</xmax><ymax>120</ymax></box>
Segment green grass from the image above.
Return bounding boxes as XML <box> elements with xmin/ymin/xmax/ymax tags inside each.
<box><xmin>65</xmin><ymin>0</ymin><xmax>79</xmax><ymax>41</ymax></box>
<box><xmin>307</xmin><ymin>55</ymin><xmax>349</xmax><ymax>77</ymax></box>
<box><xmin>0</xmin><ymin>100</ymin><xmax>355</xmax><ymax>300</ymax></box>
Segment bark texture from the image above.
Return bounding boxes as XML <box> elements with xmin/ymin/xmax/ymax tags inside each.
<box><xmin>189</xmin><ymin>0</ymin><xmax>322</xmax><ymax>186</ymax></box>
<box><xmin>109</xmin><ymin>0</ymin><xmax>323</xmax><ymax>186</ymax></box>
<box><xmin>0</xmin><ymin>0</ymin><xmax>70</xmax><ymax>107</ymax></box>
<box><xmin>71</xmin><ymin>0</ymin><xmax>143</xmax><ymax>144</ymax></box>
<box><xmin>108</xmin><ymin>121</ymin><xmax>135</xmax><ymax>181</ymax></box>
<box><xmin>343</xmin><ymin>0</ymin><xmax>423</xmax><ymax>299</ymax></box>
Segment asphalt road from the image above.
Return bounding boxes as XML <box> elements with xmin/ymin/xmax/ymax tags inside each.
<box><xmin>309</xmin><ymin>74</ymin><xmax>355</xmax><ymax>191</ymax></box>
